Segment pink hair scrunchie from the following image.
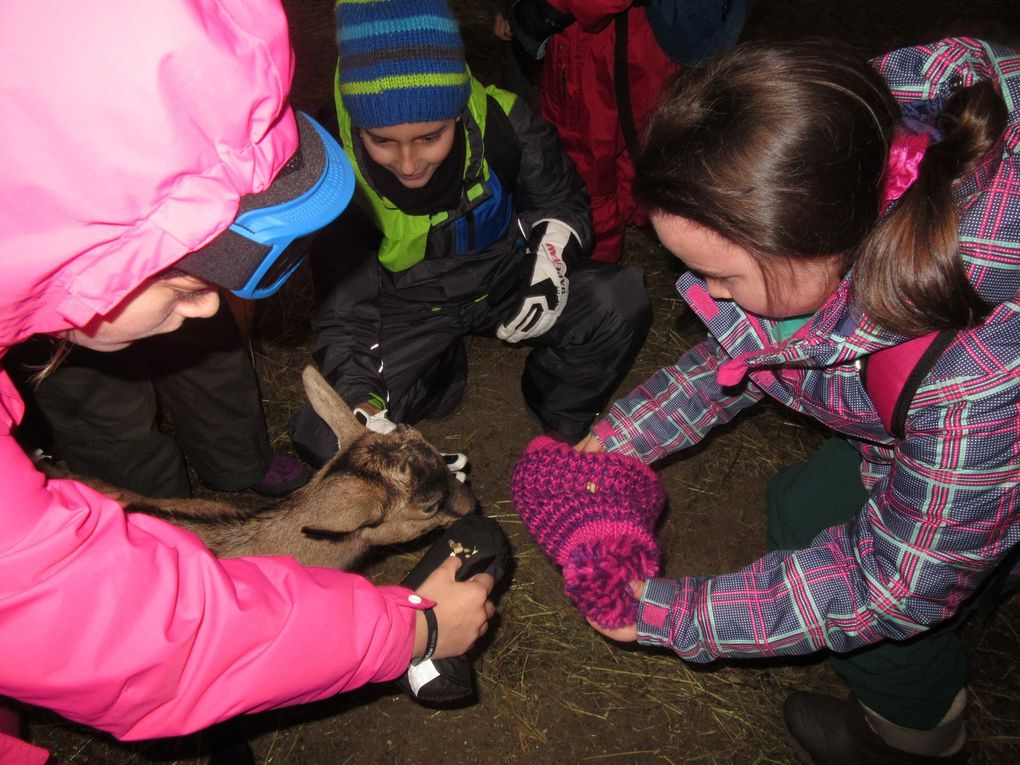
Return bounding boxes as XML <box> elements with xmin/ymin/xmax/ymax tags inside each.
<box><xmin>510</xmin><ymin>436</ymin><xmax>666</xmax><ymax>628</ymax></box>
<box><xmin>881</xmin><ymin>127</ymin><xmax>932</xmax><ymax>206</ymax></box>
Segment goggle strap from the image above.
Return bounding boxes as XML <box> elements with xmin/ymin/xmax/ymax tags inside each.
<box><xmin>190</xmin><ymin>227</ymin><xmax>273</xmax><ymax>291</ymax></box>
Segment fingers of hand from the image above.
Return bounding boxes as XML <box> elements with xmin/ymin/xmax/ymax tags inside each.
<box><xmin>439</xmin><ymin>555</ymin><xmax>463</xmax><ymax>577</ymax></box>
<box><xmin>586</xmin><ymin>617</ymin><xmax>637</xmax><ymax>642</ymax></box>
<box><xmin>469</xmin><ymin>571</ymin><xmax>496</xmax><ymax>594</ymax></box>
<box><xmin>475</xmin><ymin>599</ymin><xmax>495</xmax><ymax>638</ymax></box>
<box><xmin>466</xmin><ymin>580</ymin><xmax>495</xmax><ymax>635</ymax></box>
<box><xmin>497</xmin><ymin>294</ymin><xmax>555</xmax><ymax>342</ymax></box>
<box><xmin>573</xmin><ymin>432</ymin><xmax>604</xmax><ymax>452</ymax></box>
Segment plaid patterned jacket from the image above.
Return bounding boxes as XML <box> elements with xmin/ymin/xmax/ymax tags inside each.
<box><xmin>591</xmin><ymin>38</ymin><xmax>1020</xmax><ymax>662</ymax></box>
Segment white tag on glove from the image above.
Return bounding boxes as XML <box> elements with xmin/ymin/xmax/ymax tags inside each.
<box><xmin>496</xmin><ymin>219</ymin><xmax>578</xmax><ymax>343</ymax></box>
<box><xmin>405</xmin><ymin>658</ymin><xmax>442</xmax><ymax>696</ymax></box>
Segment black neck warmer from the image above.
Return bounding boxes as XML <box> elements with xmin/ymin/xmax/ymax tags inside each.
<box><xmin>360</xmin><ymin>124</ymin><xmax>466</xmax><ymax>216</ymax></box>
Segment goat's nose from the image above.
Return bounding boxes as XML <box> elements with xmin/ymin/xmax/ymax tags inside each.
<box><xmin>447</xmin><ymin>480</ymin><xmax>477</xmax><ymax>517</ymax></box>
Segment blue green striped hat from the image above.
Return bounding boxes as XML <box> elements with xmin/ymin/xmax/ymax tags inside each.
<box><xmin>335</xmin><ymin>0</ymin><xmax>471</xmax><ymax>129</ymax></box>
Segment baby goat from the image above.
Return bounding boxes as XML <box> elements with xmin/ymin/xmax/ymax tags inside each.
<box><xmin>60</xmin><ymin>365</ymin><xmax>474</xmax><ymax>569</ymax></box>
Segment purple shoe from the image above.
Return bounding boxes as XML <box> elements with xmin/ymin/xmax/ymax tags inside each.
<box><xmin>251</xmin><ymin>454</ymin><xmax>313</xmax><ymax>498</ymax></box>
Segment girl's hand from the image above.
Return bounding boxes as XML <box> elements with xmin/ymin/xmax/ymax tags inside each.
<box><xmin>587</xmin><ymin>618</ymin><xmax>637</xmax><ymax>642</ymax></box>
<box><xmin>493</xmin><ymin>13</ymin><xmax>512</xmax><ymax>41</ymax></box>
<box><xmin>573</xmin><ymin>432</ymin><xmax>605</xmax><ymax>453</ymax></box>
<box><xmin>414</xmin><ymin>557</ymin><xmax>495</xmax><ymax>660</ymax></box>
<box><xmin>586</xmin><ymin>580</ymin><xmax>646</xmax><ymax>642</ymax></box>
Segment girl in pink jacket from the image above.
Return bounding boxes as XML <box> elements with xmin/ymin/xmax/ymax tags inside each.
<box><xmin>0</xmin><ymin>1</ymin><xmax>494</xmax><ymax>760</ymax></box>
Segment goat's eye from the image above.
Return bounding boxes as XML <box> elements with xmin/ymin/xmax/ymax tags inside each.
<box><xmin>421</xmin><ymin>499</ymin><xmax>443</xmax><ymax>516</ymax></box>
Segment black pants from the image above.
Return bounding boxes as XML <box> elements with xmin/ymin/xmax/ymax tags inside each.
<box><xmin>14</xmin><ymin>301</ymin><xmax>271</xmax><ymax>498</ymax></box>
<box><xmin>291</xmin><ymin>258</ymin><xmax>651</xmax><ymax>466</ymax></box>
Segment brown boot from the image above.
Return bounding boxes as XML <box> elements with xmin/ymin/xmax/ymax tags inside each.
<box><xmin>783</xmin><ymin>691</ymin><xmax>967</xmax><ymax>764</ymax></box>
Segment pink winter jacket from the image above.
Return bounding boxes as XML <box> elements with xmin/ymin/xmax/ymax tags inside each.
<box><xmin>0</xmin><ymin>0</ymin><xmax>419</xmax><ymax>744</ymax></box>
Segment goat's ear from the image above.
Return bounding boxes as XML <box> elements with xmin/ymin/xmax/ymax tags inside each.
<box><xmin>301</xmin><ymin>365</ymin><xmax>364</xmax><ymax>452</ymax></box>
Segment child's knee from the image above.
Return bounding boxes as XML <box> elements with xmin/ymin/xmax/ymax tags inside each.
<box><xmin>766</xmin><ymin>462</ymin><xmax>815</xmax><ymax>551</ymax></box>
<box><xmin>581</xmin><ymin>265</ymin><xmax>651</xmax><ymax>330</ymax></box>
<box><xmin>766</xmin><ymin>438</ymin><xmax>870</xmax><ymax>551</ymax></box>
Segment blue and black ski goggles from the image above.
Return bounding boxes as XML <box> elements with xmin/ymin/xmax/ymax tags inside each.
<box><xmin>177</xmin><ymin>112</ymin><xmax>355</xmax><ymax>299</ymax></box>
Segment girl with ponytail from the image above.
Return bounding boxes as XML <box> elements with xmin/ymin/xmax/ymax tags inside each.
<box><xmin>570</xmin><ymin>37</ymin><xmax>1020</xmax><ymax>762</ymax></box>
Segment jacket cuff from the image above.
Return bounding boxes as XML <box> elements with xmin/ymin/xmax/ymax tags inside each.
<box><xmin>590</xmin><ymin>419</ymin><xmax>616</xmax><ymax>447</ymax></box>
<box><xmin>381</xmin><ymin>584</ymin><xmax>436</xmax><ymax>612</ymax></box>
<box><xmin>592</xmin><ymin>416</ymin><xmax>659</xmax><ymax>464</ymax></box>
<box><xmin>636</xmin><ymin>577</ymin><xmax>684</xmax><ymax>648</ymax></box>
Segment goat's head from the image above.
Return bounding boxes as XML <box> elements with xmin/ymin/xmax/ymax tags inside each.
<box><xmin>294</xmin><ymin>365</ymin><xmax>476</xmax><ymax>548</ymax></box>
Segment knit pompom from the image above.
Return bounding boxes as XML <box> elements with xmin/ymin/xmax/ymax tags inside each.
<box><xmin>564</xmin><ymin>536</ymin><xmax>660</xmax><ymax>628</ymax></box>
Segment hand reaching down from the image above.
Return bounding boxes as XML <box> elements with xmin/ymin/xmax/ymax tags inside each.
<box><xmin>414</xmin><ymin>557</ymin><xmax>496</xmax><ymax>660</ymax></box>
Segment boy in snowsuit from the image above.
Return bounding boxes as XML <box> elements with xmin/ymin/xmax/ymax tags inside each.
<box><xmin>290</xmin><ymin>0</ymin><xmax>651</xmax><ymax>466</ymax></box>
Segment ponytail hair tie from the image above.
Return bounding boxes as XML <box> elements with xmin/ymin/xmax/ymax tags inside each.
<box><xmin>881</xmin><ymin>126</ymin><xmax>933</xmax><ymax>207</ymax></box>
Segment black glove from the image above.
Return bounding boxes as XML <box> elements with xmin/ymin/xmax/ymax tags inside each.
<box><xmin>397</xmin><ymin>515</ymin><xmax>512</xmax><ymax>706</ymax></box>
<box><xmin>506</xmin><ymin>0</ymin><xmax>574</xmax><ymax>60</ymax></box>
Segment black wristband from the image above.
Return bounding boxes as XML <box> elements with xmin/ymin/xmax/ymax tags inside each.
<box><xmin>420</xmin><ymin>607</ymin><xmax>439</xmax><ymax>662</ymax></box>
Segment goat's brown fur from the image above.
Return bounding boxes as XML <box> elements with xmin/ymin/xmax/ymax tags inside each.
<box><xmin>46</xmin><ymin>365</ymin><xmax>475</xmax><ymax>569</ymax></box>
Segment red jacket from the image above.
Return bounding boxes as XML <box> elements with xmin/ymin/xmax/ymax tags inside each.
<box><xmin>540</xmin><ymin>2</ymin><xmax>677</xmax><ymax>262</ymax></box>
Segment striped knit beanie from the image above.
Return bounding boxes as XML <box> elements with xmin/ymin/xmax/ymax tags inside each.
<box><xmin>335</xmin><ymin>0</ymin><xmax>471</xmax><ymax>129</ymax></box>
<box><xmin>511</xmin><ymin>436</ymin><xmax>666</xmax><ymax>629</ymax></box>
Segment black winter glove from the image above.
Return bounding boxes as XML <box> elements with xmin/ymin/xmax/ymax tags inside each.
<box><xmin>506</xmin><ymin>0</ymin><xmax>574</xmax><ymax>60</ymax></box>
<box><xmin>397</xmin><ymin>515</ymin><xmax>512</xmax><ymax>706</ymax></box>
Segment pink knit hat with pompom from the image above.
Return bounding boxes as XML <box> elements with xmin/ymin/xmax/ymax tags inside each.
<box><xmin>510</xmin><ymin>436</ymin><xmax>666</xmax><ymax>628</ymax></box>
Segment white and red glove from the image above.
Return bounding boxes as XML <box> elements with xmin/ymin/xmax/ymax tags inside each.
<box><xmin>497</xmin><ymin>219</ymin><xmax>580</xmax><ymax>344</ymax></box>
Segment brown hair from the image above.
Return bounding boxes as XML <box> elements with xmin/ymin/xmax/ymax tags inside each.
<box><xmin>29</xmin><ymin>336</ymin><xmax>72</xmax><ymax>385</ymax></box>
<box><xmin>634</xmin><ymin>40</ymin><xmax>1007</xmax><ymax>335</ymax></box>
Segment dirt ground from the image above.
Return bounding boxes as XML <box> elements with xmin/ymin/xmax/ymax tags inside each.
<box><xmin>21</xmin><ymin>2</ymin><xmax>1020</xmax><ymax>764</ymax></box>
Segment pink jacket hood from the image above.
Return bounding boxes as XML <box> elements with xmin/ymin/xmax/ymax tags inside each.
<box><xmin>0</xmin><ymin>0</ymin><xmax>298</xmax><ymax>349</ymax></box>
